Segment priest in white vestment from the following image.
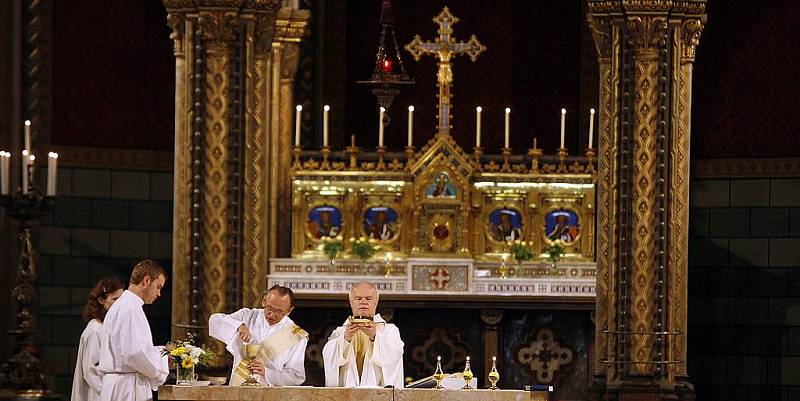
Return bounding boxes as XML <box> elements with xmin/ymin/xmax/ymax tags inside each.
<box><xmin>98</xmin><ymin>260</ymin><xmax>169</xmax><ymax>401</ymax></box>
<box><xmin>209</xmin><ymin>285</ymin><xmax>308</xmax><ymax>386</ymax></box>
<box><xmin>322</xmin><ymin>282</ymin><xmax>404</xmax><ymax>388</ymax></box>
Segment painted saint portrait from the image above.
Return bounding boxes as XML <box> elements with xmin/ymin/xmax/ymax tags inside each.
<box><xmin>426</xmin><ymin>172</ymin><xmax>457</xmax><ymax>199</ymax></box>
<box><xmin>545</xmin><ymin>209</ymin><xmax>580</xmax><ymax>243</ymax></box>
<box><xmin>307</xmin><ymin>206</ymin><xmax>342</xmax><ymax>239</ymax></box>
<box><xmin>364</xmin><ymin>207</ymin><xmax>399</xmax><ymax>241</ymax></box>
<box><xmin>488</xmin><ymin>208</ymin><xmax>523</xmax><ymax>242</ymax></box>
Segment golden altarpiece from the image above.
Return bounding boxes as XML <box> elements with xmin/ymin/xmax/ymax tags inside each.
<box><xmin>269</xmin><ymin>6</ymin><xmax>597</xmax><ymax>299</ymax></box>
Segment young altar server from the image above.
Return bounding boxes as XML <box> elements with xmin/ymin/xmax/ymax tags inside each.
<box><xmin>209</xmin><ymin>285</ymin><xmax>308</xmax><ymax>386</ymax></box>
<box><xmin>322</xmin><ymin>282</ymin><xmax>404</xmax><ymax>388</ymax></box>
<box><xmin>98</xmin><ymin>259</ymin><xmax>169</xmax><ymax>401</ymax></box>
<box><xmin>71</xmin><ymin>277</ymin><xmax>124</xmax><ymax>401</ymax></box>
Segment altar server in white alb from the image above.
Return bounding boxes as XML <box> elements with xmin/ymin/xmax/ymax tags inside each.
<box><xmin>209</xmin><ymin>285</ymin><xmax>308</xmax><ymax>386</ymax></box>
<box><xmin>323</xmin><ymin>282</ymin><xmax>404</xmax><ymax>388</ymax></box>
<box><xmin>71</xmin><ymin>277</ymin><xmax>124</xmax><ymax>401</ymax></box>
<box><xmin>98</xmin><ymin>259</ymin><xmax>169</xmax><ymax>401</ymax></box>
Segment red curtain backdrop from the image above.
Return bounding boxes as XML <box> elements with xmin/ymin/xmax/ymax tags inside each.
<box><xmin>51</xmin><ymin>0</ymin><xmax>174</xmax><ymax>150</ymax></box>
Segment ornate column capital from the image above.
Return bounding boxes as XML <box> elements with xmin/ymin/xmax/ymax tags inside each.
<box><xmin>166</xmin><ymin>13</ymin><xmax>185</xmax><ymax>55</ymax></box>
<box><xmin>625</xmin><ymin>15</ymin><xmax>668</xmax><ymax>57</ymax></box>
<box><xmin>679</xmin><ymin>18</ymin><xmax>704</xmax><ymax>61</ymax></box>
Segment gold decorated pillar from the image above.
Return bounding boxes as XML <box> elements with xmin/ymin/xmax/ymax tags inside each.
<box><xmin>163</xmin><ymin>0</ymin><xmax>283</xmax><ymax>348</ymax></box>
<box><xmin>587</xmin><ymin>1</ymin><xmax>705</xmax><ymax>399</ymax></box>
<box><xmin>242</xmin><ymin>7</ymin><xmax>309</xmax><ymax>307</ymax></box>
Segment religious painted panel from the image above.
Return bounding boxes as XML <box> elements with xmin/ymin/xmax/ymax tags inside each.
<box><xmin>487</xmin><ymin>208</ymin><xmax>524</xmax><ymax>243</ymax></box>
<box><xmin>307</xmin><ymin>205</ymin><xmax>343</xmax><ymax>239</ymax></box>
<box><xmin>363</xmin><ymin>206</ymin><xmax>400</xmax><ymax>242</ymax></box>
<box><xmin>425</xmin><ymin>172</ymin><xmax>458</xmax><ymax>199</ymax></box>
<box><xmin>544</xmin><ymin>209</ymin><xmax>580</xmax><ymax>244</ymax></box>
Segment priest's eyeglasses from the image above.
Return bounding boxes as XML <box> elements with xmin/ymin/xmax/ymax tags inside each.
<box><xmin>265</xmin><ymin>305</ymin><xmax>289</xmax><ymax>317</ymax></box>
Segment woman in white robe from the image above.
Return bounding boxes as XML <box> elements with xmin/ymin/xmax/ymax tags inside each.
<box><xmin>71</xmin><ymin>277</ymin><xmax>124</xmax><ymax>401</ymax></box>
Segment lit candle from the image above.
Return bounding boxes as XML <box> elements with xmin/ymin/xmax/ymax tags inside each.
<box><xmin>47</xmin><ymin>152</ymin><xmax>58</xmax><ymax>196</ymax></box>
<box><xmin>323</xmin><ymin>105</ymin><xmax>330</xmax><ymax>147</ymax></box>
<box><xmin>21</xmin><ymin>150</ymin><xmax>29</xmax><ymax>195</ymax></box>
<box><xmin>476</xmin><ymin>106</ymin><xmax>482</xmax><ymax>147</ymax></box>
<box><xmin>295</xmin><ymin>105</ymin><xmax>302</xmax><ymax>147</ymax></box>
<box><xmin>407</xmin><ymin>106</ymin><xmax>414</xmax><ymax>147</ymax></box>
<box><xmin>560</xmin><ymin>108</ymin><xmax>566</xmax><ymax>148</ymax></box>
<box><xmin>24</xmin><ymin>120</ymin><xmax>31</xmax><ymax>152</ymax></box>
<box><xmin>378</xmin><ymin>106</ymin><xmax>385</xmax><ymax>147</ymax></box>
<box><xmin>504</xmin><ymin>108</ymin><xmax>511</xmax><ymax>148</ymax></box>
<box><xmin>0</xmin><ymin>151</ymin><xmax>9</xmax><ymax>195</ymax></box>
<box><xmin>588</xmin><ymin>108</ymin><xmax>595</xmax><ymax>149</ymax></box>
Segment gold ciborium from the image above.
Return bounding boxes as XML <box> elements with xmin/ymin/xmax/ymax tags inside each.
<box><xmin>242</xmin><ymin>343</ymin><xmax>262</xmax><ymax>386</ymax></box>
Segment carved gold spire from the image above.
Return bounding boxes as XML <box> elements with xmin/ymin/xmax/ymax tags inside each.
<box><xmin>405</xmin><ymin>7</ymin><xmax>485</xmax><ymax>137</ymax></box>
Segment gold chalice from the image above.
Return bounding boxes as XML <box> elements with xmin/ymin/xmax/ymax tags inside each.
<box><xmin>242</xmin><ymin>344</ymin><xmax>262</xmax><ymax>386</ymax></box>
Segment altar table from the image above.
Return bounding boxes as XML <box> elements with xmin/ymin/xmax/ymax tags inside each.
<box><xmin>157</xmin><ymin>385</ymin><xmax>530</xmax><ymax>401</ymax></box>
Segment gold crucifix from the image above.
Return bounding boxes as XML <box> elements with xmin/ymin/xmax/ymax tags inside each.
<box><xmin>405</xmin><ymin>7</ymin><xmax>486</xmax><ymax>137</ymax></box>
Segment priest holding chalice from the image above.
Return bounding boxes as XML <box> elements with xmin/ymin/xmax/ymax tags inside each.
<box><xmin>323</xmin><ymin>282</ymin><xmax>405</xmax><ymax>387</ymax></box>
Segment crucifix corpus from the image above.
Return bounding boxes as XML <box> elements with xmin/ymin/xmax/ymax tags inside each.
<box><xmin>405</xmin><ymin>7</ymin><xmax>486</xmax><ymax>137</ymax></box>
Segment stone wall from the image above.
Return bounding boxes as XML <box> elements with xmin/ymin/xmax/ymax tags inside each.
<box><xmin>688</xmin><ymin>178</ymin><xmax>800</xmax><ymax>400</ymax></box>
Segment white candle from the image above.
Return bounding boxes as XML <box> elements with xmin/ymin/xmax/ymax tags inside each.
<box><xmin>0</xmin><ymin>151</ymin><xmax>9</xmax><ymax>195</ymax></box>
<box><xmin>21</xmin><ymin>150</ymin><xmax>29</xmax><ymax>195</ymax></box>
<box><xmin>295</xmin><ymin>105</ymin><xmax>302</xmax><ymax>147</ymax></box>
<box><xmin>407</xmin><ymin>106</ymin><xmax>414</xmax><ymax>147</ymax></box>
<box><xmin>504</xmin><ymin>108</ymin><xmax>511</xmax><ymax>148</ymax></box>
<box><xmin>560</xmin><ymin>108</ymin><xmax>567</xmax><ymax>148</ymax></box>
<box><xmin>588</xmin><ymin>108</ymin><xmax>595</xmax><ymax>149</ymax></box>
<box><xmin>378</xmin><ymin>107</ymin><xmax>385</xmax><ymax>147</ymax></box>
<box><xmin>24</xmin><ymin>120</ymin><xmax>31</xmax><ymax>152</ymax></box>
<box><xmin>476</xmin><ymin>106</ymin><xmax>482</xmax><ymax>147</ymax></box>
<box><xmin>47</xmin><ymin>152</ymin><xmax>58</xmax><ymax>196</ymax></box>
<box><xmin>323</xmin><ymin>105</ymin><xmax>330</xmax><ymax>147</ymax></box>
<box><xmin>534</xmin><ymin>137</ymin><xmax>538</xmax><ymax>149</ymax></box>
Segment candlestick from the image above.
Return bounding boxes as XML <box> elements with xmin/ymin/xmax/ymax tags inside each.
<box><xmin>560</xmin><ymin>108</ymin><xmax>566</xmax><ymax>149</ymax></box>
<box><xmin>588</xmin><ymin>108</ymin><xmax>595</xmax><ymax>149</ymax></box>
<box><xmin>47</xmin><ymin>152</ymin><xmax>58</xmax><ymax>196</ymax></box>
<box><xmin>504</xmin><ymin>108</ymin><xmax>511</xmax><ymax>148</ymax></box>
<box><xmin>407</xmin><ymin>106</ymin><xmax>414</xmax><ymax>147</ymax></box>
<box><xmin>295</xmin><ymin>105</ymin><xmax>302</xmax><ymax>147</ymax></box>
<box><xmin>323</xmin><ymin>105</ymin><xmax>330</xmax><ymax>147</ymax></box>
<box><xmin>24</xmin><ymin>120</ymin><xmax>31</xmax><ymax>153</ymax></box>
<box><xmin>378</xmin><ymin>107</ymin><xmax>385</xmax><ymax>147</ymax></box>
<box><xmin>476</xmin><ymin>106</ymin><xmax>482</xmax><ymax>147</ymax></box>
<box><xmin>21</xmin><ymin>150</ymin><xmax>29</xmax><ymax>195</ymax></box>
<box><xmin>0</xmin><ymin>151</ymin><xmax>9</xmax><ymax>195</ymax></box>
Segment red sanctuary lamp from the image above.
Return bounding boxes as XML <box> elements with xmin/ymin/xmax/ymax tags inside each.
<box><xmin>381</xmin><ymin>59</ymin><xmax>393</xmax><ymax>73</ymax></box>
<box><xmin>357</xmin><ymin>0</ymin><xmax>414</xmax><ymax>122</ymax></box>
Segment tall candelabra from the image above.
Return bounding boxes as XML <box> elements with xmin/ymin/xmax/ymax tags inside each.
<box><xmin>0</xmin><ymin>172</ymin><xmax>57</xmax><ymax>399</ymax></box>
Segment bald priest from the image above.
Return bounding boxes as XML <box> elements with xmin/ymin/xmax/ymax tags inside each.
<box><xmin>322</xmin><ymin>282</ymin><xmax>404</xmax><ymax>387</ymax></box>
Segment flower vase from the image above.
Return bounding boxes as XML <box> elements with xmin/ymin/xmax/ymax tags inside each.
<box><xmin>176</xmin><ymin>364</ymin><xmax>195</xmax><ymax>386</ymax></box>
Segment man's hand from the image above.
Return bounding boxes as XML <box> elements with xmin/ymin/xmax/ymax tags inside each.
<box><xmin>344</xmin><ymin>322</ymin><xmax>360</xmax><ymax>342</ymax></box>
<box><xmin>249</xmin><ymin>359</ymin><xmax>265</xmax><ymax>376</ymax></box>
<box><xmin>238</xmin><ymin>324</ymin><xmax>252</xmax><ymax>342</ymax></box>
<box><xmin>360</xmin><ymin>322</ymin><xmax>377</xmax><ymax>341</ymax></box>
